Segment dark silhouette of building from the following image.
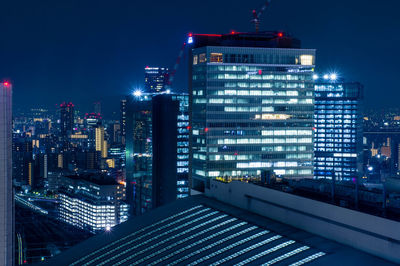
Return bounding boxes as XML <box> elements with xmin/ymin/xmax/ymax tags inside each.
<box><xmin>60</xmin><ymin>102</ymin><xmax>74</xmax><ymax>137</ymax></box>
<box><xmin>125</xmin><ymin>92</ymin><xmax>178</xmax><ymax>215</ymax></box>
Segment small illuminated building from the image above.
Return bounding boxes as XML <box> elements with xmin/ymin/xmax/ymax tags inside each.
<box><xmin>58</xmin><ymin>173</ymin><xmax>128</xmax><ymax>233</ymax></box>
<box><xmin>314</xmin><ymin>75</ymin><xmax>363</xmax><ymax>181</ymax></box>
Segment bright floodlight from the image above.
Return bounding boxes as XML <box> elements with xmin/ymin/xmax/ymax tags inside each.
<box><xmin>166</xmin><ymin>89</ymin><xmax>171</xmax><ymax>94</ymax></box>
<box><xmin>330</xmin><ymin>73</ymin><xmax>337</xmax><ymax>80</ymax></box>
<box><xmin>323</xmin><ymin>74</ymin><xmax>329</xmax><ymax>80</ymax></box>
<box><xmin>133</xmin><ymin>90</ymin><xmax>142</xmax><ymax>97</ymax></box>
<box><xmin>105</xmin><ymin>225</ymin><xmax>111</xmax><ymax>231</ymax></box>
<box><xmin>312</xmin><ymin>74</ymin><xmax>319</xmax><ymax>80</ymax></box>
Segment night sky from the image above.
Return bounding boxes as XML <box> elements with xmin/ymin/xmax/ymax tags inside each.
<box><xmin>1</xmin><ymin>0</ymin><xmax>399</xmax><ymax>116</ymax></box>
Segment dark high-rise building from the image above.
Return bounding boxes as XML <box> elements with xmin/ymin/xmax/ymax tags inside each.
<box><xmin>152</xmin><ymin>95</ymin><xmax>179</xmax><ymax>208</ymax></box>
<box><xmin>60</xmin><ymin>102</ymin><xmax>74</xmax><ymax>137</ymax></box>
<box><xmin>125</xmin><ymin>92</ymin><xmax>179</xmax><ymax>215</ymax></box>
<box><xmin>314</xmin><ymin>75</ymin><xmax>364</xmax><ymax>182</ymax></box>
<box><xmin>120</xmin><ymin>99</ymin><xmax>127</xmax><ymax>145</ymax></box>
<box><xmin>188</xmin><ymin>32</ymin><xmax>315</xmax><ymax>191</ymax></box>
<box><xmin>0</xmin><ymin>81</ymin><xmax>13</xmax><ymax>265</ymax></box>
<box><xmin>144</xmin><ymin>66</ymin><xmax>169</xmax><ymax>93</ymax></box>
<box><xmin>93</xmin><ymin>101</ymin><xmax>101</xmax><ymax>115</ymax></box>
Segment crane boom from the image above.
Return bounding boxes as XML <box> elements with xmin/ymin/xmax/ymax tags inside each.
<box><xmin>251</xmin><ymin>0</ymin><xmax>272</xmax><ymax>32</ymax></box>
<box><xmin>167</xmin><ymin>42</ymin><xmax>186</xmax><ymax>88</ymax></box>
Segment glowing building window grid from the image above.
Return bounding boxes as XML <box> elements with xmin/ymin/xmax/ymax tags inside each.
<box><xmin>93</xmin><ymin>210</ymin><xmax>220</xmax><ymax>266</ymax></box>
<box><xmin>188</xmin><ymin>232</ymin><xmax>275</xmax><ymax>266</ymax></box>
<box><xmin>192</xmin><ymin>49</ymin><xmax>314</xmax><ymax>181</ymax></box>
<box><xmin>71</xmin><ymin>205</ymin><xmax>205</xmax><ymax>265</ymax></box>
<box><xmin>132</xmin><ymin>218</ymin><xmax>239</xmax><ymax>265</ymax></box>
<box><xmin>120</xmin><ymin>214</ymin><xmax>231</xmax><ymax>264</ymax></box>
<box><xmin>162</xmin><ymin>225</ymin><xmax>256</xmax><ymax>266</ymax></box>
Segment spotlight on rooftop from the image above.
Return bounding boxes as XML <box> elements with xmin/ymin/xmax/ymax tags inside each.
<box><xmin>329</xmin><ymin>73</ymin><xmax>338</xmax><ymax>81</ymax></box>
<box><xmin>323</xmin><ymin>74</ymin><xmax>329</xmax><ymax>80</ymax></box>
<box><xmin>312</xmin><ymin>74</ymin><xmax>319</xmax><ymax>80</ymax></box>
<box><xmin>133</xmin><ymin>90</ymin><xmax>142</xmax><ymax>97</ymax></box>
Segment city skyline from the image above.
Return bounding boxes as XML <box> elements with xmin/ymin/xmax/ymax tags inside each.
<box><xmin>2</xmin><ymin>0</ymin><xmax>400</xmax><ymax>110</ymax></box>
<box><xmin>4</xmin><ymin>1</ymin><xmax>400</xmax><ymax>264</ymax></box>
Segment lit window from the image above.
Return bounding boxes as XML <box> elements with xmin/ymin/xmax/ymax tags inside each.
<box><xmin>210</xmin><ymin>53</ymin><xmax>223</xmax><ymax>63</ymax></box>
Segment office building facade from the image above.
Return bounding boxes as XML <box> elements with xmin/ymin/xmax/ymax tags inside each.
<box><xmin>314</xmin><ymin>78</ymin><xmax>363</xmax><ymax>181</ymax></box>
<box><xmin>58</xmin><ymin>174</ymin><xmax>128</xmax><ymax>233</ymax></box>
<box><xmin>0</xmin><ymin>81</ymin><xmax>13</xmax><ymax>266</ymax></box>
<box><xmin>189</xmin><ymin>32</ymin><xmax>316</xmax><ymax>190</ymax></box>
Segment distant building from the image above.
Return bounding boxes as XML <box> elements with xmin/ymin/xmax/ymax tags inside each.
<box><xmin>0</xmin><ymin>81</ymin><xmax>13</xmax><ymax>265</ymax></box>
<box><xmin>189</xmin><ymin>31</ymin><xmax>315</xmax><ymax>191</ymax></box>
<box><xmin>58</xmin><ymin>173</ymin><xmax>128</xmax><ymax>233</ymax></box>
<box><xmin>85</xmin><ymin>113</ymin><xmax>102</xmax><ymax>127</ymax></box>
<box><xmin>125</xmin><ymin>92</ymin><xmax>178</xmax><ymax>215</ymax></box>
<box><xmin>60</xmin><ymin>102</ymin><xmax>74</xmax><ymax>137</ymax></box>
<box><xmin>120</xmin><ymin>99</ymin><xmax>127</xmax><ymax>145</ymax></box>
<box><xmin>144</xmin><ymin>66</ymin><xmax>169</xmax><ymax>93</ymax></box>
<box><xmin>95</xmin><ymin>126</ymin><xmax>107</xmax><ymax>158</ymax></box>
<box><xmin>314</xmin><ymin>77</ymin><xmax>363</xmax><ymax>181</ymax></box>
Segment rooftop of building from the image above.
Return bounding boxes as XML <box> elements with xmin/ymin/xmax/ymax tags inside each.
<box><xmin>189</xmin><ymin>31</ymin><xmax>301</xmax><ymax>49</ymax></box>
<box><xmin>44</xmin><ymin>194</ymin><xmax>395</xmax><ymax>265</ymax></box>
<box><xmin>64</xmin><ymin>173</ymin><xmax>118</xmax><ymax>186</ymax></box>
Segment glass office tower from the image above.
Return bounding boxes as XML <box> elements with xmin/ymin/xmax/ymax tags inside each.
<box><xmin>189</xmin><ymin>32</ymin><xmax>316</xmax><ymax>191</ymax></box>
<box><xmin>314</xmin><ymin>78</ymin><xmax>363</xmax><ymax>182</ymax></box>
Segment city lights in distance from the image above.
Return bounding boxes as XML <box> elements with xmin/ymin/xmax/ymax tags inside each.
<box><xmin>166</xmin><ymin>89</ymin><xmax>171</xmax><ymax>94</ymax></box>
<box><xmin>312</xmin><ymin>74</ymin><xmax>319</xmax><ymax>80</ymax></box>
<box><xmin>323</xmin><ymin>74</ymin><xmax>329</xmax><ymax>80</ymax></box>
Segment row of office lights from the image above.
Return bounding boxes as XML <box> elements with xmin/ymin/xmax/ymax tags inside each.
<box><xmin>132</xmin><ymin>72</ymin><xmax>338</xmax><ymax>97</ymax></box>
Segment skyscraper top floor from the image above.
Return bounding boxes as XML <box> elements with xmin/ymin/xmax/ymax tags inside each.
<box><xmin>188</xmin><ymin>31</ymin><xmax>301</xmax><ymax>49</ymax></box>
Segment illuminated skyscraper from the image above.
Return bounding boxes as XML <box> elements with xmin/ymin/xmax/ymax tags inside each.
<box><xmin>144</xmin><ymin>66</ymin><xmax>169</xmax><ymax>93</ymax></box>
<box><xmin>314</xmin><ymin>76</ymin><xmax>363</xmax><ymax>181</ymax></box>
<box><xmin>95</xmin><ymin>126</ymin><xmax>107</xmax><ymax>158</ymax></box>
<box><xmin>0</xmin><ymin>81</ymin><xmax>13</xmax><ymax>265</ymax></box>
<box><xmin>189</xmin><ymin>32</ymin><xmax>316</xmax><ymax>191</ymax></box>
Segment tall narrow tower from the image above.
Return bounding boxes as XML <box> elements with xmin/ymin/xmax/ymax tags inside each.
<box><xmin>0</xmin><ymin>81</ymin><xmax>13</xmax><ymax>265</ymax></box>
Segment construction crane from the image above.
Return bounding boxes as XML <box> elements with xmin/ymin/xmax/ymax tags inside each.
<box><xmin>251</xmin><ymin>0</ymin><xmax>272</xmax><ymax>32</ymax></box>
<box><xmin>166</xmin><ymin>41</ymin><xmax>187</xmax><ymax>89</ymax></box>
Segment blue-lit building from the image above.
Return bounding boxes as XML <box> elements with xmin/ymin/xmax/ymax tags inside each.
<box><xmin>314</xmin><ymin>75</ymin><xmax>363</xmax><ymax>182</ymax></box>
<box><xmin>188</xmin><ymin>32</ymin><xmax>316</xmax><ymax>191</ymax></box>
<box><xmin>172</xmin><ymin>94</ymin><xmax>190</xmax><ymax>198</ymax></box>
<box><xmin>144</xmin><ymin>67</ymin><xmax>169</xmax><ymax>93</ymax></box>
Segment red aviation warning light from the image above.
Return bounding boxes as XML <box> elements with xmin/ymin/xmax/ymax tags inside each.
<box><xmin>3</xmin><ymin>81</ymin><xmax>9</xmax><ymax>87</ymax></box>
<box><xmin>277</xmin><ymin>32</ymin><xmax>284</xmax><ymax>37</ymax></box>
